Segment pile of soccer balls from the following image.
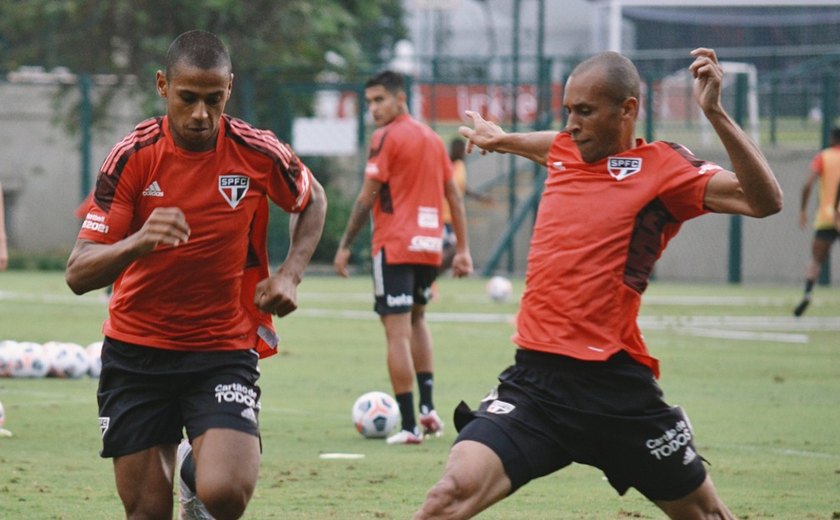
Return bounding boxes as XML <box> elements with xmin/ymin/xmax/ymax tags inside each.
<box><xmin>0</xmin><ymin>340</ymin><xmax>102</xmax><ymax>378</ymax></box>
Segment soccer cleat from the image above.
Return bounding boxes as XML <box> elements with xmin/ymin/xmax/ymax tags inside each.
<box><xmin>419</xmin><ymin>409</ymin><xmax>444</xmax><ymax>438</ymax></box>
<box><xmin>793</xmin><ymin>296</ymin><xmax>811</xmax><ymax>317</ymax></box>
<box><xmin>177</xmin><ymin>440</ymin><xmax>214</xmax><ymax>520</ymax></box>
<box><xmin>386</xmin><ymin>428</ymin><xmax>423</xmax><ymax>445</ymax></box>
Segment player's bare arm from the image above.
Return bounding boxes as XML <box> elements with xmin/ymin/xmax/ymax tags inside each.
<box><xmin>691</xmin><ymin>47</ymin><xmax>783</xmax><ymax>217</ymax></box>
<box><xmin>255</xmin><ymin>176</ymin><xmax>327</xmax><ymax>317</ymax></box>
<box><xmin>443</xmin><ymin>177</ymin><xmax>474</xmax><ymax>278</ymax></box>
<box><xmin>65</xmin><ymin>207</ymin><xmax>190</xmax><ymax>294</ymax></box>
<box><xmin>333</xmin><ymin>177</ymin><xmax>382</xmax><ymax>277</ymax></box>
<box><xmin>459</xmin><ymin>110</ymin><xmax>557</xmax><ymax>165</ymax></box>
<box><xmin>798</xmin><ymin>169</ymin><xmax>819</xmax><ymax>229</ymax></box>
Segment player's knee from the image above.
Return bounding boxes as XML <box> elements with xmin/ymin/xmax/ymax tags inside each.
<box><xmin>197</xmin><ymin>479</ymin><xmax>254</xmax><ymax>520</ymax></box>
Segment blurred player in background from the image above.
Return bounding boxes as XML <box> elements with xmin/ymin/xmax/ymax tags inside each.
<box><xmin>0</xmin><ymin>181</ymin><xmax>8</xmax><ymax>271</ymax></box>
<box><xmin>334</xmin><ymin>71</ymin><xmax>473</xmax><ymax>445</ymax></box>
<box><xmin>439</xmin><ymin>137</ymin><xmax>492</xmax><ymax>276</ymax></box>
<box><xmin>414</xmin><ymin>48</ymin><xmax>782</xmax><ymax>519</ymax></box>
<box><xmin>793</xmin><ymin>126</ymin><xmax>840</xmax><ymax>316</ymax></box>
<box><xmin>65</xmin><ymin>30</ymin><xmax>326</xmax><ymax>519</ymax></box>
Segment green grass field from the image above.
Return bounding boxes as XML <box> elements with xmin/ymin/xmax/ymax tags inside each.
<box><xmin>1</xmin><ymin>271</ymin><xmax>839</xmax><ymax>519</ymax></box>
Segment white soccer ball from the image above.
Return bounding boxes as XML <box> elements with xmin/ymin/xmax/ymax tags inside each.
<box><xmin>46</xmin><ymin>342</ymin><xmax>90</xmax><ymax>378</ymax></box>
<box><xmin>86</xmin><ymin>341</ymin><xmax>103</xmax><ymax>378</ymax></box>
<box><xmin>352</xmin><ymin>391</ymin><xmax>400</xmax><ymax>439</ymax></box>
<box><xmin>486</xmin><ymin>276</ymin><xmax>513</xmax><ymax>303</ymax></box>
<box><xmin>0</xmin><ymin>340</ymin><xmax>18</xmax><ymax>377</ymax></box>
<box><xmin>10</xmin><ymin>342</ymin><xmax>49</xmax><ymax>378</ymax></box>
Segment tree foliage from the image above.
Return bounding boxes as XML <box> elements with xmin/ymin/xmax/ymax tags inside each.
<box><xmin>0</xmin><ymin>0</ymin><xmax>406</xmax><ymax>124</ymax></box>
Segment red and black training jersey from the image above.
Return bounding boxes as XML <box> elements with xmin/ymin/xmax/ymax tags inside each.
<box><xmin>77</xmin><ymin>114</ymin><xmax>313</xmax><ymax>353</ymax></box>
<box><xmin>364</xmin><ymin>114</ymin><xmax>452</xmax><ymax>265</ymax></box>
<box><xmin>513</xmin><ymin>132</ymin><xmax>720</xmax><ymax>377</ymax></box>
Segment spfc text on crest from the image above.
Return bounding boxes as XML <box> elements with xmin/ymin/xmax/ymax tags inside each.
<box><xmin>219</xmin><ymin>175</ymin><xmax>250</xmax><ymax>208</ymax></box>
<box><xmin>608</xmin><ymin>157</ymin><xmax>643</xmax><ymax>181</ymax></box>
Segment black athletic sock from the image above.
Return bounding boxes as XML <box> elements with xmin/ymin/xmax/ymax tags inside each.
<box><xmin>395</xmin><ymin>392</ymin><xmax>416</xmax><ymax>432</ymax></box>
<box><xmin>804</xmin><ymin>279</ymin><xmax>815</xmax><ymax>296</ymax></box>
<box><xmin>417</xmin><ymin>372</ymin><xmax>435</xmax><ymax>414</ymax></box>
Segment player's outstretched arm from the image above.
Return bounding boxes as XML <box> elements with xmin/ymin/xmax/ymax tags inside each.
<box><xmin>256</xmin><ymin>176</ymin><xmax>327</xmax><ymax>317</ymax></box>
<box><xmin>458</xmin><ymin>110</ymin><xmax>557</xmax><ymax>166</ymax></box>
<box><xmin>65</xmin><ymin>207</ymin><xmax>190</xmax><ymax>295</ymax></box>
<box><xmin>691</xmin><ymin>48</ymin><xmax>783</xmax><ymax>217</ymax></box>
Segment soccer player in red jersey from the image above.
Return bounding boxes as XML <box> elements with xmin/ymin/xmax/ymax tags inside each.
<box><xmin>65</xmin><ymin>30</ymin><xmax>326</xmax><ymax>519</ymax></box>
<box><xmin>414</xmin><ymin>49</ymin><xmax>782</xmax><ymax>519</ymax></box>
<box><xmin>792</xmin><ymin>126</ymin><xmax>840</xmax><ymax>316</ymax></box>
<box><xmin>334</xmin><ymin>71</ymin><xmax>473</xmax><ymax>445</ymax></box>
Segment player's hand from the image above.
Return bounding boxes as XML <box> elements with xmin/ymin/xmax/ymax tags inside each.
<box><xmin>255</xmin><ymin>272</ymin><xmax>299</xmax><ymax>317</ymax></box>
<box><xmin>450</xmin><ymin>251</ymin><xmax>473</xmax><ymax>278</ymax></box>
<box><xmin>459</xmin><ymin>111</ymin><xmax>506</xmax><ymax>155</ymax></box>
<box><xmin>333</xmin><ymin>247</ymin><xmax>351</xmax><ymax>278</ymax></box>
<box><xmin>136</xmin><ymin>207</ymin><xmax>190</xmax><ymax>252</ymax></box>
<box><xmin>689</xmin><ymin>48</ymin><xmax>724</xmax><ymax>114</ymax></box>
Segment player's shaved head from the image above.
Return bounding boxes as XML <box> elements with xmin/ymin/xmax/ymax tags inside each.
<box><xmin>165</xmin><ymin>30</ymin><xmax>231</xmax><ymax>79</ymax></box>
<box><xmin>572</xmin><ymin>51</ymin><xmax>640</xmax><ymax>104</ymax></box>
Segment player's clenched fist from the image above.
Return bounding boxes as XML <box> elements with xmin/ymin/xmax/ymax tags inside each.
<box><xmin>137</xmin><ymin>207</ymin><xmax>191</xmax><ymax>251</ymax></box>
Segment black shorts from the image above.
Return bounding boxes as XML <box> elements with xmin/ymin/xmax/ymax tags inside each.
<box><xmin>814</xmin><ymin>228</ymin><xmax>839</xmax><ymax>242</ymax></box>
<box><xmin>372</xmin><ymin>249</ymin><xmax>438</xmax><ymax>315</ymax></box>
<box><xmin>97</xmin><ymin>337</ymin><xmax>261</xmax><ymax>458</ymax></box>
<box><xmin>453</xmin><ymin>349</ymin><xmax>707</xmax><ymax>501</ymax></box>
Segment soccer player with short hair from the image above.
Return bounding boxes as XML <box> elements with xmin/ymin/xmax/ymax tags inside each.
<box><xmin>66</xmin><ymin>30</ymin><xmax>326</xmax><ymax>519</ymax></box>
<box><xmin>333</xmin><ymin>70</ymin><xmax>473</xmax><ymax>445</ymax></box>
<box><xmin>414</xmin><ymin>48</ymin><xmax>782</xmax><ymax>519</ymax></box>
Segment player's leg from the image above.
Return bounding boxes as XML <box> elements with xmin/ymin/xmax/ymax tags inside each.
<box><xmin>374</xmin><ymin>251</ymin><xmax>422</xmax><ymax>443</ymax></box>
<box><xmin>190</xmin><ymin>428</ymin><xmax>260</xmax><ymax>520</ymax></box>
<box><xmin>414</xmin><ymin>440</ymin><xmax>512</xmax><ymax>520</ymax></box>
<box><xmin>381</xmin><ymin>311</ymin><xmax>422</xmax><ymax>443</ymax></box>
<box><xmin>411</xmin><ymin>265</ymin><xmax>443</xmax><ymax>436</ymax></box>
<box><xmin>653</xmin><ymin>475</ymin><xmax>736</xmax><ymax>520</ymax></box>
<box><xmin>794</xmin><ymin>234</ymin><xmax>831</xmax><ymax>316</ymax></box>
<box><xmin>113</xmin><ymin>445</ymin><xmax>177</xmax><ymax>519</ymax></box>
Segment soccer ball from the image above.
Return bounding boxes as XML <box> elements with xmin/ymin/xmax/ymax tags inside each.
<box><xmin>352</xmin><ymin>391</ymin><xmax>400</xmax><ymax>439</ymax></box>
<box><xmin>486</xmin><ymin>276</ymin><xmax>513</xmax><ymax>303</ymax></box>
<box><xmin>0</xmin><ymin>340</ymin><xmax>18</xmax><ymax>377</ymax></box>
<box><xmin>10</xmin><ymin>342</ymin><xmax>49</xmax><ymax>378</ymax></box>
<box><xmin>86</xmin><ymin>341</ymin><xmax>103</xmax><ymax>378</ymax></box>
<box><xmin>46</xmin><ymin>342</ymin><xmax>90</xmax><ymax>378</ymax></box>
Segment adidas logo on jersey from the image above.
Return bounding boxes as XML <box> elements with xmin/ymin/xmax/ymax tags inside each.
<box><xmin>142</xmin><ymin>181</ymin><xmax>164</xmax><ymax>197</ymax></box>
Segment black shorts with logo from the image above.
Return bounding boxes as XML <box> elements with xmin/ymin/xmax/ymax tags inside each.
<box><xmin>372</xmin><ymin>249</ymin><xmax>438</xmax><ymax>315</ymax></box>
<box><xmin>453</xmin><ymin>349</ymin><xmax>707</xmax><ymax>501</ymax></box>
<box><xmin>97</xmin><ymin>337</ymin><xmax>261</xmax><ymax>458</ymax></box>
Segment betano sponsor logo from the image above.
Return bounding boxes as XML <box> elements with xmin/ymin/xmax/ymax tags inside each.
<box><xmin>386</xmin><ymin>293</ymin><xmax>413</xmax><ymax>307</ymax></box>
<box><xmin>81</xmin><ymin>213</ymin><xmax>109</xmax><ymax>234</ymax></box>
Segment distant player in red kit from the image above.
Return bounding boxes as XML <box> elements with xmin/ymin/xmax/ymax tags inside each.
<box><xmin>414</xmin><ymin>48</ymin><xmax>782</xmax><ymax>519</ymax></box>
<box><xmin>334</xmin><ymin>70</ymin><xmax>473</xmax><ymax>445</ymax></box>
<box><xmin>66</xmin><ymin>30</ymin><xmax>326</xmax><ymax>519</ymax></box>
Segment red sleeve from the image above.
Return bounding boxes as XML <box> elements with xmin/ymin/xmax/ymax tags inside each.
<box><xmin>364</xmin><ymin>128</ymin><xmax>391</xmax><ymax>183</ymax></box>
<box><xmin>266</xmin><ymin>145</ymin><xmax>313</xmax><ymax>213</ymax></box>
<box><xmin>656</xmin><ymin>143</ymin><xmax>718</xmax><ymax>223</ymax></box>
<box><xmin>76</xmin><ymin>156</ymin><xmax>141</xmax><ymax>244</ymax></box>
<box><xmin>810</xmin><ymin>152</ymin><xmax>823</xmax><ymax>175</ymax></box>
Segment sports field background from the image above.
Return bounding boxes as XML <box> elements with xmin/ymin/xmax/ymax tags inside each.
<box><xmin>0</xmin><ymin>271</ymin><xmax>838</xmax><ymax>519</ymax></box>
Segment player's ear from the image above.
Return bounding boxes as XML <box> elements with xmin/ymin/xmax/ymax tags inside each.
<box><xmin>622</xmin><ymin>96</ymin><xmax>639</xmax><ymax>120</ymax></box>
<box><xmin>155</xmin><ymin>70</ymin><xmax>167</xmax><ymax>99</ymax></box>
<box><xmin>227</xmin><ymin>72</ymin><xmax>234</xmax><ymax>100</ymax></box>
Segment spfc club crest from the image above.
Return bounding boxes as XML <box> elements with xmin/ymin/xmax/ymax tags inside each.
<box><xmin>607</xmin><ymin>157</ymin><xmax>642</xmax><ymax>181</ymax></box>
<box><xmin>219</xmin><ymin>174</ymin><xmax>249</xmax><ymax>208</ymax></box>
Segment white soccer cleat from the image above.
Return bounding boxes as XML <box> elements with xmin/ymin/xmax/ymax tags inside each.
<box><xmin>386</xmin><ymin>428</ymin><xmax>423</xmax><ymax>445</ymax></box>
<box><xmin>419</xmin><ymin>409</ymin><xmax>444</xmax><ymax>438</ymax></box>
<box><xmin>177</xmin><ymin>439</ymin><xmax>214</xmax><ymax>520</ymax></box>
